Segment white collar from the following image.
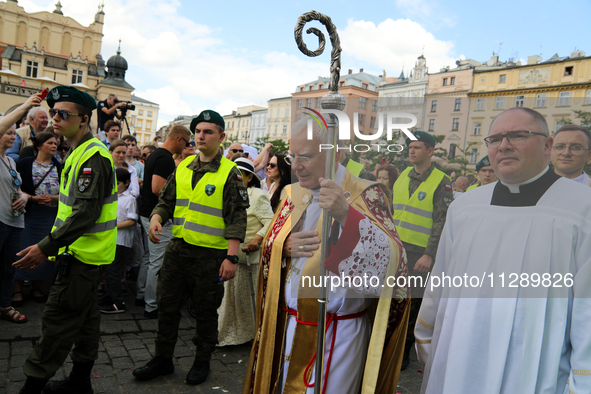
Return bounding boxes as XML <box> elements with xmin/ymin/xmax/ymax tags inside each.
<box><xmin>500</xmin><ymin>166</ymin><xmax>549</xmax><ymax>193</ymax></box>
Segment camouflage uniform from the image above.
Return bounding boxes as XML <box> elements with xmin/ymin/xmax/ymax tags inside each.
<box><xmin>150</xmin><ymin>151</ymin><xmax>248</xmax><ymax>361</ymax></box>
<box><xmin>398</xmin><ymin>163</ymin><xmax>452</xmax><ymax>353</ymax></box>
<box><xmin>24</xmin><ymin>132</ymin><xmax>114</xmax><ymax>380</ymax></box>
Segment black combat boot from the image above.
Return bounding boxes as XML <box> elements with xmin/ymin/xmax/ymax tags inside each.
<box><xmin>19</xmin><ymin>377</ymin><xmax>48</xmax><ymax>394</ymax></box>
<box><xmin>43</xmin><ymin>361</ymin><xmax>94</xmax><ymax>394</ymax></box>
<box><xmin>186</xmin><ymin>359</ymin><xmax>209</xmax><ymax>385</ymax></box>
<box><xmin>132</xmin><ymin>356</ymin><xmax>174</xmax><ymax>381</ymax></box>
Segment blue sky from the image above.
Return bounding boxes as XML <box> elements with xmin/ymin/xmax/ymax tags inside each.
<box><xmin>22</xmin><ymin>0</ymin><xmax>591</xmax><ymax>129</ymax></box>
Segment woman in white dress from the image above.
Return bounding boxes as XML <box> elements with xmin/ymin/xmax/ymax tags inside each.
<box><xmin>217</xmin><ymin>158</ymin><xmax>274</xmax><ymax>346</ymax></box>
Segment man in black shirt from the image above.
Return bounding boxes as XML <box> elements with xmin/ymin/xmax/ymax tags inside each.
<box><xmin>97</xmin><ymin>94</ymin><xmax>125</xmax><ymax>135</ymax></box>
<box><xmin>137</xmin><ymin>125</ymin><xmax>190</xmax><ymax>318</ymax></box>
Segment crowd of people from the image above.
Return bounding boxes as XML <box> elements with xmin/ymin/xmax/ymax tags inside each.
<box><xmin>1</xmin><ymin>86</ymin><xmax>589</xmax><ymax>394</ymax></box>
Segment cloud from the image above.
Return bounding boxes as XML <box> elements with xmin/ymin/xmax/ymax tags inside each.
<box><xmin>340</xmin><ymin>18</ymin><xmax>457</xmax><ymax>75</ymax></box>
<box><xmin>395</xmin><ymin>0</ymin><xmax>457</xmax><ymax>28</ymax></box>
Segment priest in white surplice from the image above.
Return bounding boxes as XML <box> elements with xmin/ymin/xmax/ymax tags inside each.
<box><xmin>416</xmin><ymin>107</ymin><xmax>591</xmax><ymax>394</ymax></box>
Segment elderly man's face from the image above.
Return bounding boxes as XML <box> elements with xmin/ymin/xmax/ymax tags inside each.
<box><xmin>291</xmin><ymin>134</ymin><xmax>338</xmax><ymax>190</ymax></box>
<box><xmin>551</xmin><ymin>130</ymin><xmax>591</xmax><ymax>178</ymax></box>
<box><xmin>31</xmin><ymin>110</ymin><xmax>49</xmax><ymax>132</ymax></box>
<box><xmin>455</xmin><ymin>177</ymin><xmax>469</xmax><ymax>191</ymax></box>
<box><xmin>488</xmin><ymin>110</ymin><xmax>552</xmax><ymax>184</ymax></box>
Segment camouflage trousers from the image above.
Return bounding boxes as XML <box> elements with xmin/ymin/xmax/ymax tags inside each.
<box><xmin>24</xmin><ymin>259</ymin><xmax>104</xmax><ymax>380</ymax></box>
<box><xmin>155</xmin><ymin>238</ymin><xmax>226</xmax><ymax>362</ymax></box>
<box><xmin>405</xmin><ymin>249</ymin><xmax>427</xmax><ymax>348</ymax></box>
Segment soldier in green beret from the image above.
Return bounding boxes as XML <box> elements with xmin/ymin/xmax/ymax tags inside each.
<box><xmin>133</xmin><ymin>110</ymin><xmax>249</xmax><ymax>386</ymax></box>
<box><xmin>392</xmin><ymin>130</ymin><xmax>453</xmax><ymax>370</ymax></box>
<box><xmin>15</xmin><ymin>85</ymin><xmax>118</xmax><ymax>394</ymax></box>
<box><xmin>466</xmin><ymin>155</ymin><xmax>497</xmax><ymax>191</ymax></box>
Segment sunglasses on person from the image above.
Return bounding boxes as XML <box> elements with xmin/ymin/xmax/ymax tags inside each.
<box><xmin>4</xmin><ymin>167</ymin><xmax>21</xmax><ymax>187</ymax></box>
<box><xmin>48</xmin><ymin>108</ymin><xmax>82</xmax><ymax>120</ymax></box>
<box><xmin>230</xmin><ymin>149</ymin><xmax>244</xmax><ymax>153</ymax></box>
<box><xmin>57</xmin><ymin>146</ymin><xmax>69</xmax><ymax>152</ymax></box>
<box><xmin>266</xmin><ymin>162</ymin><xmax>277</xmax><ymax>169</ymax></box>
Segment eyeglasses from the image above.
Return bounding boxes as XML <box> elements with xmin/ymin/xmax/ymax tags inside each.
<box><xmin>187</xmin><ymin>141</ymin><xmax>196</xmax><ymax>148</ymax></box>
<box><xmin>230</xmin><ymin>149</ymin><xmax>244</xmax><ymax>153</ymax></box>
<box><xmin>57</xmin><ymin>146</ymin><xmax>69</xmax><ymax>152</ymax></box>
<box><xmin>552</xmin><ymin>144</ymin><xmax>589</xmax><ymax>156</ymax></box>
<box><xmin>291</xmin><ymin>156</ymin><xmax>312</xmax><ymax>165</ymax></box>
<box><xmin>178</xmin><ymin>136</ymin><xmax>191</xmax><ymax>147</ymax></box>
<box><xmin>266</xmin><ymin>162</ymin><xmax>277</xmax><ymax>169</ymax></box>
<box><xmin>48</xmin><ymin>108</ymin><xmax>82</xmax><ymax>121</ymax></box>
<box><xmin>484</xmin><ymin>130</ymin><xmax>548</xmax><ymax>148</ymax></box>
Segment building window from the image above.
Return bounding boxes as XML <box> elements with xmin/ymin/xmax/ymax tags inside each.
<box><xmin>316</xmin><ymin>98</ymin><xmax>321</xmax><ymax>108</ymax></box>
<box><xmin>298</xmin><ymin>100</ymin><xmax>303</xmax><ymax>109</ymax></box>
<box><xmin>449</xmin><ymin>144</ymin><xmax>456</xmax><ymax>159</ymax></box>
<box><xmin>452</xmin><ymin>118</ymin><xmax>460</xmax><ymax>131</ymax></box>
<box><xmin>274</xmin><ymin>125</ymin><xmax>278</xmax><ymax>135</ymax></box>
<box><xmin>586</xmin><ymin>89</ymin><xmax>591</xmax><ymax>105</ymax></box>
<box><xmin>469</xmin><ymin>148</ymin><xmax>478</xmax><ymax>164</ymax></box>
<box><xmin>495</xmin><ymin>96</ymin><xmax>505</xmax><ymax>110</ymax></box>
<box><xmin>318</xmin><ymin>83</ymin><xmax>324</xmax><ymax>90</ymax></box>
<box><xmin>285</xmin><ymin>108</ymin><xmax>290</xmax><ymax>117</ymax></box>
<box><xmin>564</xmin><ymin>66</ymin><xmax>573</xmax><ymax>76</ymax></box>
<box><xmin>148</xmin><ymin>111</ymin><xmax>153</xmax><ymax>117</ymax></box>
<box><xmin>473</xmin><ymin>123</ymin><xmax>481</xmax><ymax>135</ymax></box>
<box><xmin>26</xmin><ymin>61</ymin><xmax>39</xmax><ymax>78</ymax></box>
<box><xmin>362</xmin><ymin>83</ymin><xmax>368</xmax><ymax>90</ymax></box>
<box><xmin>340</xmin><ymin>81</ymin><xmax>345</xmax><ymax>87</ymax></box>
<box><xmin>515</xmin><ymin>95</ymin><xmax>525</xmax><ymax>107</ymax></box>
<box><xmin>454</xmin><ymin>98</ymin><xmax>461</xmax><ymax>111</ymax></box>
<box><xmin>370</xmin><ymin>116</ymin><xmax>376</xmax><ymax>129</ymax></box>
<box><xmin>309</xmin><ymin>85</ymin><xmax>314</xmax><ymax>91</ymax></box>
<box><xmin>442</xmin><ymin>78</ymin><xmax>448</xmax><ymax>86</ymax></box>
<box><xmin>283</xmin><ymin>125</ymin><xmax>287</xmax><ymax>135</ymax></box>
<box><xmin>372</xmin><ymin>100</ymin><xmax>378</xmax><ymax>112</ymax></box>
<box><xmin>359</xmin><ymin>97</ymin><xmax>367</xmax><ymax>109</ymax></box>
<box><xmin>139</xmin><ymin>110</ymin><xmax>143</xmax><ymax>116</ymax></box>
<box><xmin>558</xmin><ymin>91</ymin><xmax>570</xmax><ymax>106</ymax></box>
<box><xmin>300</xmin><ymin>87</ymin><xmax>304</xmax><ymax>92</ymax></box>
<box><xmin>71</xmin><ymin>70</ymin><xmax>83</xmax><ymax>84</ymax></box>
<box><xmin>476</xmin><ymin>97</ymin><xmax>485</xmax><ymax>111</ymax></box>
<box><xmin>146</xmin><ymin>121</ymin><xmax>152</xmax><ymax>130</ymax></box>
<box><xmin>358</xmin><ymin>113</ymin><xmax>365</xmax><ymax>126</ymax></box>
<box><xmin>450</xmin><ymin>77</ymin><xmax>455</xmax><ymax>85</ymax></box>
<box><xmin>307</xmin><ymin>98</ymin><xmax>313</xmax><ymax>107</ymax></box>
<box><xmin>144</xmin><ymin>135</ymin><xmax>150</xmax><ymax>143</ymax></box>
<box><xmin>428</xmin><ymin>119</ymin><xmax>435</xmax><ymax>131</ymax></box>
<box><xmin>536</xmin><ymin>93</ymin><xmax>547</xmax><ymax>108</ymax></box>
<box><xmin>430</xmin><ymin>100</ymin><xmax>437</xmax><ymax>112</ymax></box>
<box><xmin>499</xmin><ymin>74</ymin><xmax>506</xmax><ymax>83</ymax></box>
<box><xmin>137</xmin><ymin>120</ymin><xmax>143</xmax><ymax>129</ymax></box>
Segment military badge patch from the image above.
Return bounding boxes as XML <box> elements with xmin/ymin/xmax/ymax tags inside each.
<box><xmin>239</xmin><ymin>189</ymin><xmax>248</xmax><ymax>202</ymax></box>
<box><xmin>205</xmin><ymin>184</ymin><xmax>216</xmax><ymax>196</ymax></box>
<box><xmin>52</xmin><ymin>89</ymin><xmax>60</xmax><ymax>100</ymax></box>
<box><xmin>444</xmin><ymin>197</ymin><xmax>452</xmax><ymax>206</ymax></box>
<box><xmin>77</xmin><ymin>177</ymin><xmax>91</xmax><ymax>192</ymax></box>
<box><xmin>203</xmin><ymin>111</ymin><xmax>211</xmax><ymax>120</ymax></box>
<box><xmin>418</xmin><ymin>191</ymin><xmax>427</xmax><ymax>201</ymax></box>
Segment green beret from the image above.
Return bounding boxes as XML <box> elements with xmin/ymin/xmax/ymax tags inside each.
<box><xmin>190</xmin><ymin>110</ymin><xmax>225</xmax><ymax>133</ymax></box>
<box><xmin>476</xmin><ymin>155</ymin><xmax>491</xmax><ymax>172</ymax></box>
<box><xmin>47</xmin><ymin>85</ymin><xmax>97</xmax><ymax>110</ymax></box>
<box><xmin>405</xmin><ymin>130</ymin><xmax>436</xmax><ymax>147</ymax></box>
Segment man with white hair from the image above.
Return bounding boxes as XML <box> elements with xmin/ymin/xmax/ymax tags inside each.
<box><xmin>415</xmin><ymin>107</ymin><xmax>591</xmax><ymax>393</ymax></box>
<box><xmin>6</xmin><ymin>106</ymin><xmax>49</xmax><ymax>160</ymax></box>
<box><xmin>243</xmin><ymin>118</ymin><xmax>410</xmax><ymax>394</ymax></box>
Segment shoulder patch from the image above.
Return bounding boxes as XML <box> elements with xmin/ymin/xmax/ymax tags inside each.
<box><xmin>239</xmin><ymin>189</ymin><xmax>248</xmax><ymax>202</ymax></box>
<box><xmin>236</xmin><ymin>173</ymin><xmax>242</xmax><ymax>181</ymax></box>
<box><xmin>77</xmin><ymin>174</ymin><xmax>92</xmax><ymax>192</ymax></box>
<box><xmin>445</xmin><ymin>184</ymin><xmax>452</xmax><ymax>191</ymax></box>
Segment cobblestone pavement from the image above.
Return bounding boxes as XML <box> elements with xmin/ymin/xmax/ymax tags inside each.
<box><xmin>0</xmin><ymin>279</ymin><xmax>423</xmax><ymax>393</ymax></box>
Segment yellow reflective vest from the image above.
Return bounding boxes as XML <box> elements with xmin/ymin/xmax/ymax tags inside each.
<box><xmin>392</xmin><ymin>167</ymin><xmax>449</xmax><ymax>248</ymax></box>
<box><xmin>466</xmin><ymin>183</ymin><xmax>479</xmax><ymax>191</ymax></box>
<box><xmin>346</xmin><ymin>158</ymin><xmax>364</xmax><ymax>177</ymax></box>
<box><xmin>52</xmin><ymin>138</ymin><xmax>118</xmax><ymax>265</ymax></box>
<box><xmin>172</xmin><ymin>156</ymin><xmax>236</xmax><ymax>249</ymax></box>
